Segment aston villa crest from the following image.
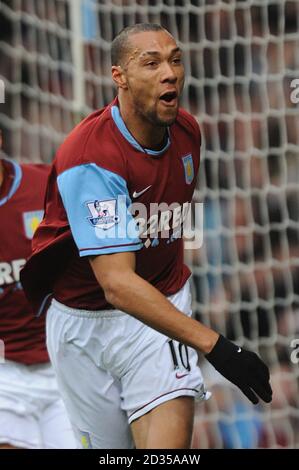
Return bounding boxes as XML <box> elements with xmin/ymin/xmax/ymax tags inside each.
<box><xmin>182</xmin><ymin>154</ymin><xmax>194</xmax><ymax>185</ymax></box>
<box><xmin>23</xmin><ymin>210</ymin><xmax>44</xmax><ymax>239</ymax></box>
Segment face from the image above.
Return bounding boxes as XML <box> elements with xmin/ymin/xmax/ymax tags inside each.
<box><xmin>116</xmin><ymin>30</ymin><xmax>185</xmax><ymax>127</ymax></box>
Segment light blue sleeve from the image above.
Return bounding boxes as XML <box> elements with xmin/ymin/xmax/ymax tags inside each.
<box><xmin>57</xmin><ymin>163</ymin><xmax>143</xmax><ymax>256</ymax></box>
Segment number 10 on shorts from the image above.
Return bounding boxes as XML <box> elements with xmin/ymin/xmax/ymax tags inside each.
<box><xmin>168</xmin><ymin>339</ymin><xmax>191</xmax><ymax>377</ymax></box>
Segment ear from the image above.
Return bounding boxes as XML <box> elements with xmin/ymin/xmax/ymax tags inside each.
<box><xmin>111</xmin><ymin>66</ymin><xmax>128</xmax><ymax>90</ymax></box>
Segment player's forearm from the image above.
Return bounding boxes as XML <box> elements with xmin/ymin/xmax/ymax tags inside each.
<box><xmin>89</xmin><ymin>255</ymin><xmax>272</xmax><ymax>406</ymax></box>
<box><xmin>93</xmin><ymin>266</ymin><xmax>218</xmax><ymax>354</ymax></box>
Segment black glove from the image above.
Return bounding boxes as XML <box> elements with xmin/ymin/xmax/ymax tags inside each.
<box><xmin>205</xmin><ymin>335</ymin><xmax>273</xmax><ymax>405</ymax></box>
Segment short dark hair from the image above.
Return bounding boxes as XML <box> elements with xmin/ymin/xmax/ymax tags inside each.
<box><xmin>111</xmin><ymin>23</ymin><xmax>168</xmax><ymax>66</ymax></box>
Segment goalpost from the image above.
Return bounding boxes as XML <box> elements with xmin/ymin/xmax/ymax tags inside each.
<box><xmin>0</xmin><ymin>0</ymin><xmax>298</xmax><ymax>448</ymax></box>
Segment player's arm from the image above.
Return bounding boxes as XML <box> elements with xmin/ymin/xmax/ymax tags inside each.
<box><xmin>90</xmin><ymin>251</ymin><xmax>273</xmax><ymax>405</ymax></box>
<box><xmin>90</xmin><ymin>251</ymin><xmax>218</xmax><ymax>354</ymax></box>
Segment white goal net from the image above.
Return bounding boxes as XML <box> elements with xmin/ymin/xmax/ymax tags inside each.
<box><xmin>0</xmin><ymin>0</ymin><xmax>298</xmax><ymax>448</ymax></box>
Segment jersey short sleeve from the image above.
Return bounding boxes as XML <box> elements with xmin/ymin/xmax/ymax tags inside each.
<box><xmin>57</xmin><ymin>163</ymin><xmax>143</xmax><ymax>257</ymax></box>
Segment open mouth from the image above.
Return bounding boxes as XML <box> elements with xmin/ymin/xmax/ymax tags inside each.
<box><xmin>159</xmin><ymin>91</ymin><xmax>178</xmax><ymax>105</ymax></box>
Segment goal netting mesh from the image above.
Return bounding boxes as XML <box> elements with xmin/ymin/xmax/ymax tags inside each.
<box><xmin>0</xmin><ymin>0</ymin><xmax>299</xmax><ymax>448</ymax></box>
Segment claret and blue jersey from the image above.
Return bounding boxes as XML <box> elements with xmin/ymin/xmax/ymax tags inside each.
<box><xmin>0</xmin><ymin>159</ymin><xmax>49</xmax><ymax>364</ymax></box>
<box><xmin>21</xmin><ymin>97</ymin><xmax>201</xmax><ymax>311</ymax></box>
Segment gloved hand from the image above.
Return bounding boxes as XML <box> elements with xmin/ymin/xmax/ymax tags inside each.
<box><xmin>205</xmin><ymin>335</ymin><xmax>273</xmax><ymax>404</ymax></box>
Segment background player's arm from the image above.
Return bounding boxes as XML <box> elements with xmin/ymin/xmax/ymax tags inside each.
<box><xmin>90</xmin><ymin>251</ymin><xmax>219</xmax><ymax>354</ymax></box>
<box><xmin>90</xmin><ymin>251</ymin><xmax>272</xmax><ymax>404</ymax></box>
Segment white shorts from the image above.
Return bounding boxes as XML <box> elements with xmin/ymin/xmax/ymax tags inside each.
<box><xmin>0</xmin><ymin>360</ymin><xmax>76</xmax><ymax>449</ymax></box>
<box><xmin>46</xmin><ymin>280</ymin><xmax>208</xmax><ymax>449</ymax></box>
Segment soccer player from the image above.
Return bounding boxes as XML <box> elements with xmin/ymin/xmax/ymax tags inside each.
<box><xmin>0</xmin><ymin>131</ymin><xmax>75</xmax><ymax>449</ymax></box>
<box><xmin>21</xmin><ymin>24</ymin><xmax>272</xmax><ymax>449</ymax></box>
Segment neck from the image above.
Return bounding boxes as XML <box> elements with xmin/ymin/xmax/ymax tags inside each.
<box><xmin>117</xmin><ymin>94</ymin><xmax>167</xmax><ymax>150</ymax></box>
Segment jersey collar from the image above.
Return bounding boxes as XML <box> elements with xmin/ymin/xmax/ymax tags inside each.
<box><xmin>111</xmin><ymin>104</ymin><xmax>171</xmax><ymax>156</ymax></box>
<box><xmin>0</xmin><ymin>159</ymin><xmax>22</xmax><ymax>207</ymax></box>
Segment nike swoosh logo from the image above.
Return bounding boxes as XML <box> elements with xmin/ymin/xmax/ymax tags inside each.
<box><xmin>132</xmin><ymin>185</ymin><xmax>152</xmax><ymax>198</ymax></box>
<box><xmin>176</xmin><ymin>373</ymin><xmax>189</xmax><ymax>379</ymax></box>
